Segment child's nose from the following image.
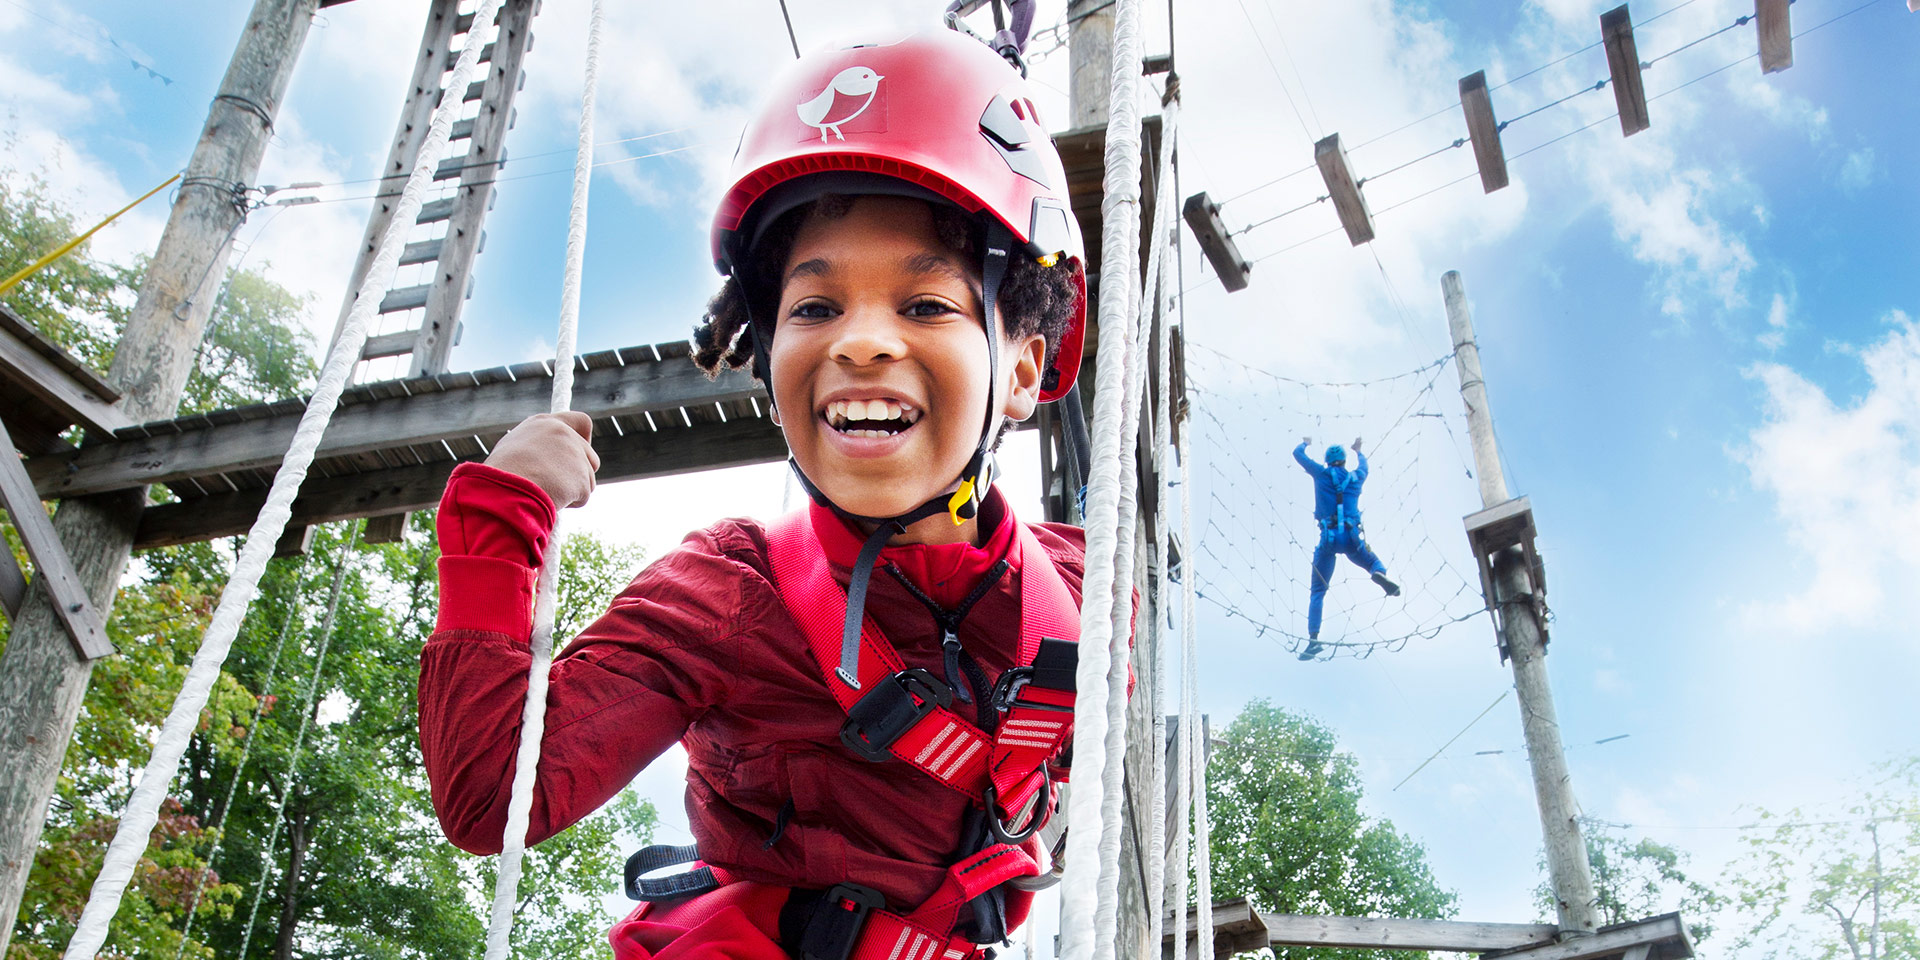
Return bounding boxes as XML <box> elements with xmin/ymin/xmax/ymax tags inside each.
<box><xmin>830</xmin><ymin>305</ymin><xmax>907</xmax><ymax>365</ymax></box>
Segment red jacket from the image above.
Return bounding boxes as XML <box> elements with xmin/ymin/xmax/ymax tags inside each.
<box><xmin>419</xmin><ymin>462</ymin><xmax>1094</xmax><ymax>911</ymax></box>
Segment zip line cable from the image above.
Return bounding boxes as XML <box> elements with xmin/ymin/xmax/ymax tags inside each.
<box><xmin>237</xmin><ymin>523</ymin><xmax>361</xmax><ymax>960</ymax></box>
<box><xmin>1392</xmin><ymin>688</ymin><xmax>1510</xmax><ymax>791</ymax></box>
<box><xmin>56</xmin><ymin>6</ymin><xmax>503</xmax><ymax>954</ymax></box>
<box><xmin>483</xmin><ymin>1</ymin><xmax>602</xmax><ymax>955</ymax></box>
<box><xmin>776</xmin><ymin>0</ymin><xmax>801</xmax><ymax>57</ymax></box>
<box><xmin>280</xmin><ymin>122</ymin><xmax>730</xmax><ymax>192</ymax></box>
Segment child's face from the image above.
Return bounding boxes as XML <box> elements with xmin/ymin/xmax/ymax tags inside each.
<box><xmin>768</xmin><ymin>196</ymin><xmax>1046</xmax><ymax>525</ymax></box>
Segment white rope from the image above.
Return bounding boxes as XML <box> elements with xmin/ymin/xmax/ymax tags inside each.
<box><xmin>172</xmin><ymin>558</ymin><xmax>308</xmax><ymax>960</ymax></box>
<box><xmin>483</xmin><ymin>2</ymin><xmax>602</xmax><ymax>955</ymax></box>
<box><xmin>58</xmin><ymin>5</ymin><xmax>501</xmax><ymax>953</ymax></box>
<box><xmin>1057</xmin><ymin>0</ymin><xmax>1145</xmax><ymax>955</ymax></box>
<box><xmin>1093</xmin><ymin>91</ymin><xmax>1179</xmax><ymax>960</ymax></box>
<box><xmin>236</xmin><ymin>526</ymin><xmax>358</xmax><ymax>960</ymax></box>
<box><xmin>1184</xmin><ymin>418</ymin><xmax>1213</xmax><ymax>960</ymax></box>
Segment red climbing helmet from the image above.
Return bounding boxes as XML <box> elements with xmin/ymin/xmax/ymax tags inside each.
<box><xmin>711</xmin><ymin>28</ymin><xmax>1087</xmax><ymax>401</ymax></box>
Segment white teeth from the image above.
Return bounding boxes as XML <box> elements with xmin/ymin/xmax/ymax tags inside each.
<box><xmin>883</xmin><ymin>400</ymin><xmax>900</xmax><ymax>421</ymax></box>
<box><xmin>822</xmin><ymin>398</ymin><xmax>922</xmax><ymax>433</ymax></box>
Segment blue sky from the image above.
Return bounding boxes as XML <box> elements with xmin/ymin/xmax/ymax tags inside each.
<box><xmin>5</xmin><ymin>0</ymin><xmax>1917</xmax><ymax>953</ymax></box>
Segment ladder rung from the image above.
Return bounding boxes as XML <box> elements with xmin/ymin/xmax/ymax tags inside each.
<box><xmin>379</xmin><ymin>284</ymin><xmax>431</xmax><ymax>314</ymax></box>
<box><xmin>361</xmin><ymin>330</ymin><xmax>419</xmax><ymax>360</ymax></box>
<box><xmin>443</xmin><ymin>42</ymin><xmax>496</xmax><ymax>72</ymax></box>
<box><xmin>450</xmin><ymin>117</ymin><xmax>475</xmax><ymax>140</ymax></box>
<box><xmin>435</xmin><ymin>153</ymin><xmax>504</xmax><ymax>182</ymax></box>
<box><xmin>399</xmin><ymin>238</ymin><xmax>443</xmax><ymax>266</ymax></box>
<box><xmin>416</xmin><ymin>198</ymin><xmax>455</xmax><ymax>224</ymax></box>
<box><xmin>463</xmin><ymin>80</ymin><xmax>486</xmax><ymax>103</ymax></box>
<box><xmin>454</xmin><ymin>12</ymin><xmax>475</xmax><ymax>32</ymax></box>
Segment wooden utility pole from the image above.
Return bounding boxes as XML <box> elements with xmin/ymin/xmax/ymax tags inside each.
<box><xmin>1441</xmin><ymin>270</ymin><xmax>1598</xmax><ymax>938</ymax></box>
<box><xmin>1068</xmin><ymin>0</ymin><xmax>1115</xmax><ymax>129</ymax></box>
<box><xmin>0</xmin><ymin>0</ymin><xmax>320</xmax><ymax>945</ymax></box>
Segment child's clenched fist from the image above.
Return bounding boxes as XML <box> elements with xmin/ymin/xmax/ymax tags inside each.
<box><xmin>484</xmin><ymin>411</ymin><xmax>601</xmax><ymax>508</ymax></box>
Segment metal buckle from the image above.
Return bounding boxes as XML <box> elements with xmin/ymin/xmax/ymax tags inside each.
<box><xmin>798</xmin><ymin>883</ymin><xmax>886</xmax><ymax>960</ymax></box>
<box><xmin>984</xmin><ymin>767</ymin><xmax>1052</xmax><ymax>844</ymax></box>
<box><xmin>840</xmin><ymin>668</ymin><xmax>952</xmax><ymax>762</ymax></box>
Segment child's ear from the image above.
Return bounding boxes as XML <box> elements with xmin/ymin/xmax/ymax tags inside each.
<box><xmin>1000</xmin><ymin>333</ymin><xmax>1047</xmax><ymax>423</ymax></box>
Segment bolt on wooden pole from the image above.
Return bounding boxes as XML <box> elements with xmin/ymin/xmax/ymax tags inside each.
<box><xmin>1442</xmin><ymin>271</ymin><xmax>1599</xmax><ymax>938</ymax></box>
<box><xmin>0</xmin><ymin>0</ymin><xmax>322</xmax><ymax>947</ymax></box>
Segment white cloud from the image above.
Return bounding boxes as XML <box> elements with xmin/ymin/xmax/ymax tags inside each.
<box><xmin>1757</xmin><ymin>291</ymin><xmax>1788</xmax><ymax>351</ymax></box>
<box><xmin>1838</xmin><ymin>147</ymin><xmax>1876</xmax><ymax>193</ymax></box>
<box><xmin>1737</xmin><ymin>312</ymin><xmax>1920</xmax><ymax>632</ymax></box>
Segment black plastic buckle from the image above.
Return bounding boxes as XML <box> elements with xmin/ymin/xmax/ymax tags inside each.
<box><xmin>840</xmin><ymin>668</ymin><xmax>952</xmax><ymax>762</ymax></box>
<box><xmin>797</xmin><ymin>883</ymin><xmax>886</xmax><ymax>960</ymax></box>
<box><xmin>983</xmin><ymin>768</ymin><xmax>1052</xmax><ymax>844</ymax></box>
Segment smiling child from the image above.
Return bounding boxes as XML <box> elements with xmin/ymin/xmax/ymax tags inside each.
<box><xmin>419</xmin><ymin>28</ymin><xmax>1101</xmax><ymax>960</ymax></box>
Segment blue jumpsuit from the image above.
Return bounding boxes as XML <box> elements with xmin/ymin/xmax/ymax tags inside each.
<box><xmin>1294</xmin><ymin>443</ymin><xmax>1386</xmax><ymax>637</ymax></box>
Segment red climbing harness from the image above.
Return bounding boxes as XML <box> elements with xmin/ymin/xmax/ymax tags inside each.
<box><xmin>765</xmin><ymin>508</ymin><xmax>1081</xmax><ymax>840</ymax></box>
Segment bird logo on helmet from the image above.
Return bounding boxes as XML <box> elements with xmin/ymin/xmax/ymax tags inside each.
<box><xmin>796</xmin><ymin>66</ymin><xmax>885</xmax><ymax>143</ymax></box>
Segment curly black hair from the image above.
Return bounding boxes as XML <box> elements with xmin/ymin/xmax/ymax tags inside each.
<box><xmin>691</xmin><ymin>195</ymin><xmax>1081</xmax><ymax>382</ymax></box>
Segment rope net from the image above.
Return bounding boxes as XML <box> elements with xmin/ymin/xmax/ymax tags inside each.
<box><xmin>1182</xmin><ymin>344</ymin><xmax>1487</xmax><ymax>659</ymax></box>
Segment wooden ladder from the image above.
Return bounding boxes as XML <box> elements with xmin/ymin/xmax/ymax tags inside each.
<box><xmin>328</xmin><ymin>0</ymin><xmax>540</xmax><ymax>542</ymax></box>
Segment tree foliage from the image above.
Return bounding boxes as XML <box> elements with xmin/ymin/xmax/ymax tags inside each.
<box><xmin>1534</xmin><ymin>832</ymin><xmax>1723</xmax><ymax>943</ymax></box>
<box><xmin>1720</xmin><ymin>759</ymin><xmax>1919</xmax><ymax>960</ymax></box>
<box><xmin>5</xmin><ymin>179</ymin><xmax>656</xmax><ymax>960</ymax></box>
<box><xmin>1206</xmin><ymin>700</ymin><xmax>1456</xmax><ymax>960</ymax></box>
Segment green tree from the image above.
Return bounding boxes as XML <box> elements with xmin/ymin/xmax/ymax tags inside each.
<box><xmin>1206</xmin><ymin>700</ymin><xmax>1457</xmax><ymax>960</ymax></box>
<box><xmin>5</xmin><ymin>177</ymin><xmax>656</xmax><ymax>959</ymax></box>
<box><xmin>1533</xmin><ymin>832</ymin><xmax>1723</xmax><ymax>943</ymax></box>
<box><xmin>1720</xmin><ymin>760</ymin><xmax>1919</xmax><ymax>960</ymax></box>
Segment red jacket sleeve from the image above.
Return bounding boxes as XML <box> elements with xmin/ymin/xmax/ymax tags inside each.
<box><xmin>419</xmin><ymin>463</ymin><xmax>746</xmax><ymax>854</ymax></box>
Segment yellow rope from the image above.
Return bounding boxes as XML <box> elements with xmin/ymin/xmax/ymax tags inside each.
<box><xmin>0</xmin><ymin>172</ymin><xmax>181</xmax><ymax>297</ymax></box>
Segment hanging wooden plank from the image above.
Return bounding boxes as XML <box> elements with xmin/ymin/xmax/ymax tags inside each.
<box><xmin>1458</xmin><ymin>71</ymin><xmax>1509</xmax><ymax>193</ymax></box>
<box><xmin>1600</xmin><ymin>6</ymin><xmax>1651</xmax><ymax>136</ymax></box>
<box><xmin>1179</xmin><ymin>192</ymin><xmax>1251</xmax><ymax>292</ymax></box>
<box><xmin>1757</xmin><ymin>0</ymin><xmax>1792</xmax><ymax>73</ymax></box>
<box><xmin>0</xmin><ymin>418</ymin><xmax>113</xmax><ymax>659</ymax></box>
<box><xmin>1313</xmin><ymin>133</ymin><xmax>1374</xmax><ymax>246</ymax></box>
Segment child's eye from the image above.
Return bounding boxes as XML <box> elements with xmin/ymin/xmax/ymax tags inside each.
<box><xmin>788</xmin><ymin>300</ymin><xmax>836</xmax><ymax>321</ymax></box>
<box><xmin>904</xmin><ymin>299</ymin><xmax>958</xmax><ymax>319</ymax></box>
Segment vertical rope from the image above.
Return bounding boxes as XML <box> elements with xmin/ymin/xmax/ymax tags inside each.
<box><xmin>482</xmin><ymin>2</ymin><xmax>602</xmax><ymax>957</ymax></box>
<box><xmin>1167</xmin><ymin>147</ymin><xmax>1195</xmax><ymax>960</ymax></box>
<box><xmin>57</xmin><ymin>4</ymin><xmax>501</xmax><ymax>955</ymax></box>
<box><xmin>1185</xmin><ymin>420</ymin><xmax>1212</xmax><ymax>960</ymax></box>
<box><xmin>1057</xmin><ymin>0</ymin><xmax>1145</xmax><ymax>955</ymax></box>
<box><xmin>236</xmin><ymin>524</ymin><xmax>359</xmax><ymax>960</ymax></box>
<box><xmin>172</xmin><ymin>560</ymin><xmax>310</xmax><ymax>960</ymax></box>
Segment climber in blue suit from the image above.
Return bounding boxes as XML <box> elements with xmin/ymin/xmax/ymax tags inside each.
<box><xmin>1294</xmin><ymin>436</ymin><xmax>1401</xmax><ymax>660</ymax></box>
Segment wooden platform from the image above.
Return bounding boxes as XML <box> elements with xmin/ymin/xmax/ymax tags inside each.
<box><xmin>1166</xmin><ymin>899</ymin><xmax>1693</xmax><ymax>960</ymax></box>
<box><xmin>20</xmin><ymin>340</ymin><xmax>785</xmax><ymax>549</ymax></box>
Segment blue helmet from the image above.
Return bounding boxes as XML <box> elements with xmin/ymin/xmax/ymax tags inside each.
<box><xmin>1324</xmin><ymin>445</ymin><xmax>1347</xmax><ymax>465</ymax></box>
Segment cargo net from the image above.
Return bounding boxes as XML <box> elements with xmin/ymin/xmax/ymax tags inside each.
<box><xmin>1184</xmin><ymin>343</ymin><xmax>1488</xmax><ymax>659</ymax></box>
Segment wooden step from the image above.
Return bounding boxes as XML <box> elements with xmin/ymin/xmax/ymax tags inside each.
<box><xmin>361</xmin><ymin>330</ymin><xmax>419</xmax><ymax>360</ymax></box>
<box><xmin>442</xmin><ymin>42</ymin><xmax>496</xmax><ymax>72</ymax></box>
<box><xmin>434</xmin><ymin>150</ymin><xmax>505</xmax><ymax>182</ymax></box>
<box><xmin>416</xmin><ymin>197</ymin><xmax>455</xmax><ymax>224</ymax></box>
<box><xmin>451</xmin><ymin>117</ymin><xmax>475</xmax><ymax>141</ymax></box>
<box><xmin>399</xmin><ymin>238</ymin><xmax>443</xmax><ymax>266</ymax></box>
<box><xmin>378</xmin><ymin>284</ymin><xmax>431</xmax><ymax>314</ymax></box>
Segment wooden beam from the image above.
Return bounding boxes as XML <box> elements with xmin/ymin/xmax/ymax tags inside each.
<box><xmin>1314</xmin><ymin>133</ymin><xmax>1374</xmax><ymax>246</ymax></box>
<box><xmin>0</xmin><ymin>419</ymin><xmax>112</xmax><ymax>659</ymax></box>
<box><xmin>1459</xmin><ymin>71</ymin><xmax>1510</xmax><ymax>193</ymax></box>
<box><xmin>1756</xmin><ymin>0</ymin><xmax>1792</xmax><ymax>74</ymax></box>
<box><xmin>28</xmin><ymin>356</ymin><xmax>763</xmax><ymax>501</ymax></box>
<box><xmin>0</xmin><ymin>305</ymin><xmax>131</xmax><ymax>438</ymax></box>
<box><xmin>1258</xmin><ymin>913</ymin><xmax>1558</xmax><ymax>952</ymax></box>
<box><xmin>1180</xmin><ymin>192</ymin><xmax>1251</xmax><ymax>292</ymax></box>
<box><xmin>132</xmin><ymin>415</ymin><xmax>790</xmax><ymax>550</ymax></box>
<box><xmin>1164</xmin><ymin>900</ymin><xmax>1271</xmax><ymax>959</ymax></box>
<box><xmin>1600</xmin><ymin>5</ymin><xmax>1651</xmax><ymax>136</ymax></box>
<box><xmin>1484</xmin><ymin>913</ymin><xmax>1692</xmax><ymax>960</ymax></box>
<box><xmin>361</xmin><ymin>513</ymin><xmax>408</xmax><ymax>543</ymax></box>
